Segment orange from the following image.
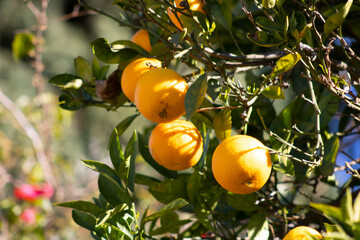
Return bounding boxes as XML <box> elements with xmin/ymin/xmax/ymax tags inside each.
<box><xmin>167</xmin><ymin>0</ymin><xmax>205</xmax><ymax>30</ymax></box>
<box><xmin>134</xmin><ymin>68</ymin><xmax>188</xmax><ymax>123</ymax></box>
<box><xmin>149</xmin><ymin>119</ymin><xmax>203</xmax><ymax>171</ymax></box>
<box><xmin>211</xmin><ymin>135</ymin><xmax>272</xmax><ymax>194</ymax></box>
<box><xmin>131</xmin><ymin>29</ymin><xmax>152</xmax><ymax>52</ymax></box>
<box><xmin>121</xmin><ymin>58</ymin><xmax>162</xmax><ymax>102</ymax></box>
<box><xmin>283</xmin><ymin>226</ymin><xmax>322</xmax><ymax>240</ymax></box>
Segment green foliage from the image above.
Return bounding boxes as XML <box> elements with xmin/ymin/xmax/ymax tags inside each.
<box><xmin>50</xmin><ymin>0</ymin><xmax>360</xmax><ymax>239</ymax></box>
<box><xmin>12</xmin><ymin>32</ymin><xmax>35</xmax><ymax>60</ymax></box>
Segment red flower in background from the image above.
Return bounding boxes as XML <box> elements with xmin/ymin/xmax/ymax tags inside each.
<box><xmin>20</xmin><ymin>208</ymin><xmax>37</xmax><ymax>224</ymax></box>
<box><xmin>13</xmin><ymin>183</ymin><xmax>54</xmax><ymax>201</ymax></box>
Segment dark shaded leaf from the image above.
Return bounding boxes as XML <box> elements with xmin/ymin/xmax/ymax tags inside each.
<box><xmin>58</xmin><ymin>93</ymin><xmax>83</xmax><ymax>111</ymax></box>
<box><xmin>185</xmin><ymin>74</ymin><xmax>208</xmax><ymax>120</ymax></box>
<box><xmin>319</xmin><ymin>136</ymin><xmax>339</xmax><ymax>176</ymax></box>
<box><xmin>98</xmin><ymin>174</ymin><xmax>132</xmax><ymax>206</ymax></box>
<box><xmin>55</xmin><ymin>201</ymin><xmax>104</xmax><ymax>217</ymax></box>
<box><xmin>108</xmin><ymin>114</ymin><xmax>138</xmax><ymax>171</ymax></box>
<box><xmin>82</xmin><ymin>160</ymin><xmax>122</xmax><ymax>185</ymax></box>
<box><xmin>72</xmin><ymin>210</ymin><xmax>97</xmax><ymax>232</ymax></box>
<box><xmin>120</xmin><ymin>131</ymin><xmax>137</xmax><ymax>192</ymax></box>
<box><xmin>90</xmin><ymin>38</ymin><xmax>139</xmax><ymax>64</ymax></box>
<box><xmin>142</xmin><ymin>198</ymin><xmax>188</xmax><ymax>224</ymax></box>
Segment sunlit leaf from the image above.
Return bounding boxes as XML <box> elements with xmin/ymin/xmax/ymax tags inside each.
<box><xmin>142</xmin><ymin>198</ymin><xmax>188</xmax><ymax>223</ymax></box>
<box><xmin>324</xmin><ymin>0</ymin><xmax>353</xmax><ymax>37</ymax></box>
<box><xmin>247</xmin><ymin>212</ymin><xmax>270</xmax><ymax>240</ymax></box>
<box><xmin>213</xmin><ymin>109</ymin><xmax>232</xmax><ymax>141</ymax></box>
<box><xmin>12</xmin><ymin>32</ymin><xmax>34</xmax><ymax>61</ymax></box>
<box><xmin>262</xmin><ymin>0</ymin><xmax>276</xmax><ymax>9</ymax></box>
<box><xmin>74</xmin><ymin>56</ymin><xmax>93</xmax><ymax>82</ymax></box>
<box><xmin>274</xmin><ymin>52</ymin><xmax>301</xmax><ymax>74</ymax></box>
<box><xmin>262</xmin><ymin>85</ymin><xmax>286</xmax><ymax>100</ymax></box>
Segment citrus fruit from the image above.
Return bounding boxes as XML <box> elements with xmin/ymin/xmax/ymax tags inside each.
<box><xmin>167</xmin><ymin>0</ymin><xmax>205</xmax><ymax>30</ymax></box>
<box><xmin>283</xmin><ymin>226</ymin><xmax>322</xmax><ymax>240</ymax></box>
<box><xmin>149</xmin><ymin>119</ymin><xmax>203</xmax><ymax>171</ymax></box>
<box><xmin>121</xmin><ymin>58</ymin><xmax>162</xmax><ymax>102</ymax></box>
<box><xmin>211</xmin><ymin>135</ymin><xmax>272</xmax><ymax>194</ymax></box>
<box><xmin>134</xmin><ymin>68</ymin><xmax>188</xmax><ymax>123</ymax></box>
<box><xmin>131</xmin><ymin>29</ymin><xmax>152</xmax><ymax>52</ymax></box>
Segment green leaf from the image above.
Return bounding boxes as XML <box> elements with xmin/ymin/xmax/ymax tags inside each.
<box><xmin>72</xmin><ymin>210</ymin><xmax>97</xmax><ymax>232</ymax></box>
<box><xmin>82</xmin><ymin>160</ymin><xmax>122</xmax><ymax>185</ymax></box>
<box><xmin>90</xmin><ymin>38</ymin><xmax>139</xmax><ymax>64</ymax></box>
<box><xmin>185</xmin><ymin>74</ymin><xmax>207</xmax><ymax>120</ymax></box>
<box><xmin>207</xmin><ymin>78</ymin><xmax>221</xmax><ymax>101</ymax></box>
<box><xmin>353</xmin><ymin>191</ymin><xmax>360</xmax><ymax>222</ymax></box>
<box><xmin>149</xmin><ymin>175</ymin><xmax>189</xmax><ymax>204</ymax></box>
<box><xmin>120</xmin><ymin>131</ymin><xmax>137</xmax><ymax>192</ymax></box>
<box><xmin>274</xmin><ymin>52</ymin><xmax>301</xmax><ymax>75</ymax></box>
<box><xmin>12</xmin><ymin>32</ymin><xmax>35</xmax><ymax>60</ymax></box>
<box><xmin>211</xmin><ymin>1</ymin><xmax>232</xmax><ymax>30</ymax></box>
<box><xmin>95</xmin><ymin>204</ymin><xmax>127</xmax><ymax>228</ymax></box>
<box><xmin>262</xmin><ymin>0</ymin><xmax>276</xmax><ymax>9</ymax></box>
<box><xmin>49</xmin><ymin>74</ymin><xmax>80</xmax><ymax>88</ymax></box>
<box><xmin>340</xmin><ymin>188</ymin><xmax>353</xmax><ymax>223</ymax></box>
<box><xmin>310</xmin><ymin>202</ymin><xmax>342</xmax><ymax>225</ymax></box>
<box><xmin>137</xmin><ymin>133</ymin><xmax>177</xmax><ymax>178</ymax></box>
<box><xmin>246</xmin><ymin>31</ymin><xmax>278</xmax><ymax>47</ymax></box>
<box><xmin>324</xmin><ymin>0</ymin><xmax>353</xmax><ymax>37</ymax></box>
<box><xmin>247</xmin><ymin>212</ymin><xmax>270</xmax><ymax>240</ymax></box>
<box><xmin>262</xmin><ymin>85</ymin><xmax>286</xmax><ymax>99</ymax></box>
<box><xmin>256</xmin><ymin>17</ymin><xmax>282</xmax><ymax>32</ymax></box>
<box><xmin>225</xmin><ymin>192</ymin><xmax>257</xmax><ymax>212</ymax></box>
<box><xmin>213</xmin><ymin>109</ymin><xmax>232</xmax><ymax>141</ymax></box>
<box><xmin>319</xmin><ymin>136</ymin><xmax>339</xmax><ymax>176</ymax></box>
<box><xmin>111</xmin><ymin>39</ymin><xmax>151</xmax><ymax>57</ymax></box>
<box><xmin>108</xmin><ymin>114</ymin><xmax>138</xmax><ymax>171</ymax></box>
<box><xmin>98</xmin><ymin>174</ymin><xmax>132</xmax><ymax>206</ymax></box>
<box><xmin>55</xmin><ymin>201</ymin><xmax>104</xmax><ymax>217</ymax></box>
<box><xmin>58</xmin><ymin>93</ymin><xmax>83</xmax><ymax>111</ymax></box>
<box><xmin>74</xmin><ymin>56</ymin><xmax>93</xmax><ymax>82</ymax></box>
<box><xmin>134</xmin><ymin>173</ymin><xmax>161</xmax><ymax>187</ymax></box>
<box><xmin>142</xmin><ymin>198</ymin><xmax>188</xmax><ymax>224</ymax></box>
<box><xmin>150</xmin><ymin>218</ymin><xmax>191</xmax><ymax>236</ymax></box>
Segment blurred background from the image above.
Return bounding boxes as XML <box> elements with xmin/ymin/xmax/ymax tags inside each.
<box><xmin>0</xmin><ymin>0</ymin><xmax>156</xmax><ymax>239</ymax></box>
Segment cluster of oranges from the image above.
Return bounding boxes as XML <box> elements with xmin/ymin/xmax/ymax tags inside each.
<box><xmin>122</xmin><ymin>1</ymin><xmax>323</xmax><ymax>239</ymax></box>
<box><xmin>121</xmin><ymin>57</ymin><xmax>272</xmax><ymax>196</ymax></box>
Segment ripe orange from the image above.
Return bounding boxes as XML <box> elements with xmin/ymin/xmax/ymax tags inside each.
<box><xmin>283</xmin><ymin>226</ymin><xmax>322</xmax><ymax>240</ymax></box>
<box><xmin>121</xmin><ymin>58</ymin><xmax>162</xmax><ymax>102</ymax></box>
<box><xmin>131</xmin><ymin>29</ymin><xmax>152</xmax><ymax>53</ymax></box>
<box><xmin>134</xmin><ymin>68</ymin><xmax>188</xmax><ymax>123</ymax></box>
<box><xmin>167</xmin><ymin>0</ymin><xmax>205</xmax><ymax>30</ymax></box>
<box><xmin>211</xmin><ymin>135</ymin><xmax>272</xmax><ymax>194</ymax></box>
<box><xmin>149</xmin><ymin>119</ymin><xmax>203</xmax><ymax>171</ymax></box>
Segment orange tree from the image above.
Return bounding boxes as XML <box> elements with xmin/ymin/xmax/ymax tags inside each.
<box><xmin>49</xmin><ymin>0</ymin><xmax>360</xmax><ymax>239</ymax></box>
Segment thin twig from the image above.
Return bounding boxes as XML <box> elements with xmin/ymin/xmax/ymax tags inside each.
<box><xmin>0</xmin><ymin>89</ymin><xmax>56</xmax><ymax>186</ymax></box>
